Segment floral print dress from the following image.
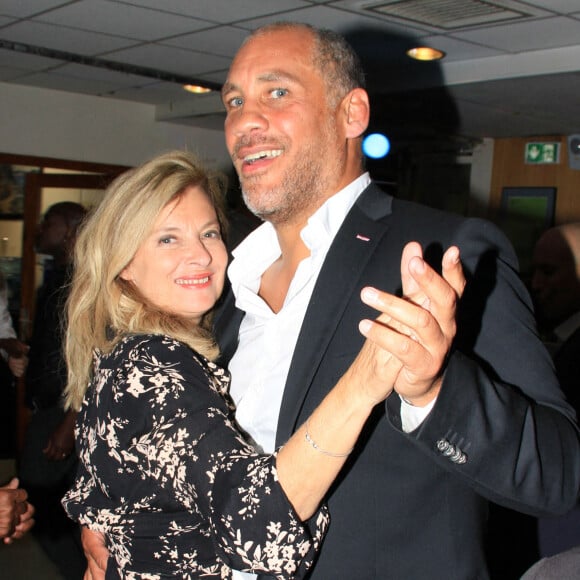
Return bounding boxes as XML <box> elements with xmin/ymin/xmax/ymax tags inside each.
<box><xmin>63</xmin><ymin>334</ymin><xmax>329</xmax><ymax>579</ymax></box>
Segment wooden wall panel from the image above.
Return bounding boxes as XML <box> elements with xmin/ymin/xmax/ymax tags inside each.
<box><xmin>490</xmin><ymin>136</ymin><xmax>580</xmax><ymax>224</ymax></box>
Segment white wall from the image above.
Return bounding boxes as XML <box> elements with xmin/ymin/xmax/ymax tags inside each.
<box><xmin>0</xmin><ymin>82</ymin><xmax>231</xmax><ymax>170</ymax></box>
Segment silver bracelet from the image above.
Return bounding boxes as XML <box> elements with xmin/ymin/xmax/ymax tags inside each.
<box><xmin>304</xmin><ymin>419</ymin><xmax>354</xmax><ymax>458</ymax></box>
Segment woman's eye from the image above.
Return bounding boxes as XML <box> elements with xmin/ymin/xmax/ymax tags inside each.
<box><xmin>271</xmin><ymin>88</ymin><xmax>288</xmax><ymax>99</ymax></box>
<box><xmin>203</xmin><ymin>230</ymin><xmax>222</xmax><ymax>240</ymax></box>
<box><xmin>159</xmin><ymin>236</ymin><xmax>174</xmax><ymax>245</ymax></box>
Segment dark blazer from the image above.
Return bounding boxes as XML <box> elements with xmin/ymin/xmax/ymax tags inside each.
<box><xmin>214</xmin><ymin>183</ymin><xmax>580</xmax><ymax>579</ymax></box>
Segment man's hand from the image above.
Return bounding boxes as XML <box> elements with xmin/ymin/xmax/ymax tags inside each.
<box><xmin>359</xmin><ymin>242</ymin><xmax>465</xmax><ymax>406</ymax></box>
<box><xmin>0</xmin><ymin>478</ymin><xmax>35</xmax><ymax>543</ymax></box>
<box><xmin>0</xmin><ymin>339</ymin><xmax>29</xmax><ymax>377</ymax></box>
<box><xmin>81</xmin><ymin>526</ymin><xmax>108</xmax><ymax>580</ymax></box>
<box><xmin>44</xmin><ymin>409</ymin><xmax>77</xmax><ymax>461</ymax></box>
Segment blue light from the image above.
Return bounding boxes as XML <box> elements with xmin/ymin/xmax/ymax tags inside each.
<box><xmin>363</xmin><ymin>133</ymin><xmax>390</xmax><ymax>159</ymax></box>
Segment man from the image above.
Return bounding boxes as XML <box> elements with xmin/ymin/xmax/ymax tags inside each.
<box><xmin>0</xmin><ymin>477</ymin><xmax>35</xmax><ymax>544</ymax></box>
<box><xmin>84</xmin><ymin>23</ymin><xmax>579</xmax><ymax>579</ymax></box>
<box><xmin>531</xmin><ymin>223</ymin><xmax>580</xmax><ymax>559</ymax></box>
<box><xmin>18</xmin><ymin>201</ymin><xmax>87</xmax><ymax>579</ymax></box>
<box><xmin>532</xmin><ymin>223</ymin><xmax>580</xmax><ymax>415</ymax></box>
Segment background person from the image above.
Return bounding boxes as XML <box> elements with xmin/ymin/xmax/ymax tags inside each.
<box><xmin>0</xmin><ymin>477</ymin><xmax>35</xmax><ymax>544</ymax></box>
<box><xmin>531</xmin><ymin>222</ymin><xmax>580</xmax><ymax>415</ymax></box>
<box><xmin>18</xmin><ymin>201</ymin><xmax>87</xmax><ymax>579</ymax></box>
<box><xmin>531</xmin><ymin>222</ymin><xmax>580</xmax><ymax>560</ymax></box>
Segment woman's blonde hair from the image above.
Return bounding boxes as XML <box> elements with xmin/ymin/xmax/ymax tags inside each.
<box><xmin>64</xmin><ymin>150</ymin><xmax>228</xmax><ymax>410</ymax></box>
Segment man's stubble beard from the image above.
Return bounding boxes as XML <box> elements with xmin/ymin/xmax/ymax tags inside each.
<box><xmin>240</xmin><ymin>122</ymin><xmax>341</xmax><ymax>226</ymax></box>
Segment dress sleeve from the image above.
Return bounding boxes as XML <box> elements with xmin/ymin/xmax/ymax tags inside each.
<box><xmin>142</xmin><ymin>338</ymin><xmax>328</xmax><ymax>577</ymax></box>
<box><xmin>64</xmin><ymin>336</ymin><xmax>328</xmax><ymax>578</ymax></box>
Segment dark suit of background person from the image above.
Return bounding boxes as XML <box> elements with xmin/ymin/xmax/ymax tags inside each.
<box><xmin>530</xmin><ymin>223</ymin><xmax>580</xmax><ymax>560</ymax></box>
<box><xmin>214</xmin><ymin>184</ymin><xmax>580</xmax><ymax>580</ymax></box>
<box><xmin>18</xmin><ymin>202</ymin><xmax>87</xmax><ymax>579</ymax></box>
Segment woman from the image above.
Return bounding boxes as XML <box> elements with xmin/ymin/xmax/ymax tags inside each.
<box><xmin>62</xmin><ymin>150</ymin><xmax>458</xmax><ymax>578</ymax></box>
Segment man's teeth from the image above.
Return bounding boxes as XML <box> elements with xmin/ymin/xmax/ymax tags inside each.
<box><xmin>176</xmin><ymin>277</ymin><xmax>209</xmax><ymax>285</ymax></box>
<box><xmin>244</xmin><ymin>150</ymin><xmax>282</xmax><ymax>163</ymax></box>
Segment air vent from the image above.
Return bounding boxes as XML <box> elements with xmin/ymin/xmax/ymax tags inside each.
<box><xmin>366</xmin><ymin>0</ymin><xmax>531</xmax><ymax>29</ymax></box>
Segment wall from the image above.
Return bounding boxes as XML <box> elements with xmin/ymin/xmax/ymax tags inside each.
<box><xmin>0</xmin><ymin>82</ymin><xmax>230</xmax><ymax>170</ymax></box>
<box><xmin>490</xmin><ymin>136</ymin><xmax>580</xmax><ymax>223</ymax></box>
<box><xmin>489</xmin><ymin>135</ymin><xmax>580</xmax><ymax>276</ymax></box>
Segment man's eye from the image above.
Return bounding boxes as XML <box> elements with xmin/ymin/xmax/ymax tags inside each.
<box><xmin>228</xmin><ymin>96</ymin><xmax>243</xmax><ymax>108</ymax></box>
<box><xmin>271</xmin><ymin>88</ymin><xmax>288</xmax><ymax>99</ymax></box>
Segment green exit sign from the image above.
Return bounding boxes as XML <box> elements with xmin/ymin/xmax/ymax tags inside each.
<box><xmin>525</xmin><ymin>142</ymin><xmax>560</xmax><ymax>164</ymax></box>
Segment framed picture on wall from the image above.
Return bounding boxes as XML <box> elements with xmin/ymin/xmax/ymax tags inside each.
<box><xmin>499</xmin><ymin>186</ymin><xmax>557</xmax><ymax>279</ymax></box>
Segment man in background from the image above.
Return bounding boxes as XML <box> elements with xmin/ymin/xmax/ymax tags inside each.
<box><xmin>532</xmin><ymin>222</ymin><xmax>580</xmax><ymax>415</ymax></box>
<box><xmin>531</xmin><ymin>222</ymin><xmax>580</xmax><ymax>559</ymax></box>
<box><xmin>18</xmin><ymin>202</ymin><xmax>87</xmax><ymax>579</ymax></box>
<box><xmin>0</xmin><ymin>477</ymin><xmax>34</xmax><ymax>543</ymax></box>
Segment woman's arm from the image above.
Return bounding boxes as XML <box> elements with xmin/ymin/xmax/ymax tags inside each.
<box><xmin>277</xmin><ymin>245</ymin><xmax>463</xmax><ymax>519</ymax></box>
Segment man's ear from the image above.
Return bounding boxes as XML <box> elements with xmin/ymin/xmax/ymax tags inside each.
<box><xmin>343</xmin><ymin>88</ymin><xmax>370</xmax><ymax>139</ymax></box>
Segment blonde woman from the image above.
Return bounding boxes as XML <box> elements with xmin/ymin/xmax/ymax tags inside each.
<box><xmin>63</xmin><ymin>150</ymin><xmax>462</xmax><ymax>579</ymax></box>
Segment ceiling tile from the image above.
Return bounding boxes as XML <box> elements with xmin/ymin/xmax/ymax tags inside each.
<box><xmin>36</xmin><ymin>0</ymin><xmax>212</xmax><ymax>41</ymax></box>
<box><xmin>112</xmin><ymin>0</ymin><xmax>312</xmax><ymax>24</ymax></box>
<box><xmin>454</xmin><ymin>15</ymin><xmax>580</xmax><ymax>52</ymax></box>
<box><xmin>0</xmin><ymin>0</ymin><xmax>73</xmax><ymax>19</ymax></box>
<box><xmin>0</xmin><ymin>20</ymin><xmax>138</xmax><ymax>55</ymax></box>
<box><xmin>161</xmin><ymin>26</ymin><xmax>249</xmax><ymax>58</ymax></box>
<box><xmin>104</xmin><ymin>43</ymin><xmax>232</xmax><ymax>77</ymax></box>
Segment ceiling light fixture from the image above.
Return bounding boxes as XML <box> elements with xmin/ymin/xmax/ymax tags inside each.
<box><xmin>183</xmin><ymin>84</ymin><xmax>212</xmax><ymax>94</ymax></box>
<box><xmin>406</xmin><ymin>47</ymin><xmax>446</xmax><ymax>61</ymax></box>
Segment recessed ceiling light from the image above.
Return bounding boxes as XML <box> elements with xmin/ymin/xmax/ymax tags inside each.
<box><xmin>183</xmin><ymin>84</ymin><xmax>212</xmax><ymax>94</ymax></box>
<box><xmin>406</xmin><ymin>47</ymin><xmax>446</xmax><ymax>61</ymax></box>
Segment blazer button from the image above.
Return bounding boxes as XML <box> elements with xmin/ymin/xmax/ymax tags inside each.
<box><xmin>450</xmin><ymin>448</ymin><xmax>467</xmax><ymax>464</ymax></box>
<box><xmin>436</xmin><ymin>438</ymin><xmax>450</xmax><ymax>453</ymax></box>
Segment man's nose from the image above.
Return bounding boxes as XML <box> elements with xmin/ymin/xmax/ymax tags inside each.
<box><xmin>227</xmin><ymin>101</ymin><xmax>268</xmax><ymax>138</ymax></box>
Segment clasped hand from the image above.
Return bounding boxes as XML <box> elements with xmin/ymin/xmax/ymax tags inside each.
<box><xmin>0</xmin><ymin>478</ymin><xmax>35</xmax><ymax>544</ymax></box>
<box><xmin>356</xmin><ymin>242</ymin><xmax>465</xmax><ymax>407</ymax></box>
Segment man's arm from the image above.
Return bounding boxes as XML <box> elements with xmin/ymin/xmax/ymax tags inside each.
<box><xmin>81</xmin><ymin>527</ymin><xmax>108</xmax><ymax>580</ymax></box>
<box><xmin>405</xmin><ymin>219</ymin><xmax>580</xmax><ymax>516</ymax></box>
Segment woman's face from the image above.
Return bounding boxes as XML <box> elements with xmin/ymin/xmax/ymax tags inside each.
<box><xmin>121</xmin><ymin>185</ymin><xmax>228</xmax><ymax>323</ymax></box>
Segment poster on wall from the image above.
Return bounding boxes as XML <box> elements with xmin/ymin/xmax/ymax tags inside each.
<box><xmin>500</xmin><ymin>186</ymin><xmax>556</xmax><ymax>278</ymax></box>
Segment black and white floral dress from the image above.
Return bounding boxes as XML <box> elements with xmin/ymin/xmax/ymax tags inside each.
<box><xmin>63</xmin><ymin>334</ymin><xmax>328</xmax><ymax>579</ymax></box>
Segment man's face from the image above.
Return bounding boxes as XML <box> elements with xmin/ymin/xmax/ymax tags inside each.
<box><xmin>35</xmin><ymin>211</ymin><xmax>68</xmax><ymax>257</ymax></box>
<box><xmin>222</xmin><ymin>28</ymin><xmax>346</xmax><ymax>226</ymax></box>
<box><xmin>531</xmin><ymin>230</ymin><xmax>580</xmax><ymax>327</ymax></box>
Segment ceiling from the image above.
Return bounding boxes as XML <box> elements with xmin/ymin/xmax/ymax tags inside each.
<box><xmin>2</xmin><ymin>0</ymin><xmax>580</xmax><ymax>153</ymax></box>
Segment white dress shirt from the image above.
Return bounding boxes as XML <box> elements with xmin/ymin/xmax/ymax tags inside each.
<box><xmin>227</xmin><ymin>173</ymin><xmax>432</xmax><ymax>578</ymax></box>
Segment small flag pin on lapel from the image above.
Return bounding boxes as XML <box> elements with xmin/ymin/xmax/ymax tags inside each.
<box><xmin>356</xmin><ymin>234</ymin><xmax>370</xmax><ymax>242</ymax></box>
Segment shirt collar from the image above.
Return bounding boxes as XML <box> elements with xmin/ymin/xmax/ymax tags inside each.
<box><xmin>228</xmin><ymin>173</ymin><xmax>371</xmax><ymax>295</ymax></box>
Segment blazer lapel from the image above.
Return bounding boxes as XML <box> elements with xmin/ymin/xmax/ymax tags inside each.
<box><xmin>276</xmin><ymin>184</ymin><xmax>394</xmax><ymax>444</ymax></box>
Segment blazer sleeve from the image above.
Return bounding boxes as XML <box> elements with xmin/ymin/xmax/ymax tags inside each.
<box><xmin>402</xmin><ymin>217</ymin><xmax>580</xmax><ymax>516</ymax></box>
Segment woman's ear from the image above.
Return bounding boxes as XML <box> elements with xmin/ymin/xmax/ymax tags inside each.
<box><xmin>343</xmin><ymin>88</ymin><xmax>370</xmax><ymax>139</ymax></box>
<box><xmin>119</xmin><ymin>265</ymin><xmax>133</xmax><ymax>282</ymax></box>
